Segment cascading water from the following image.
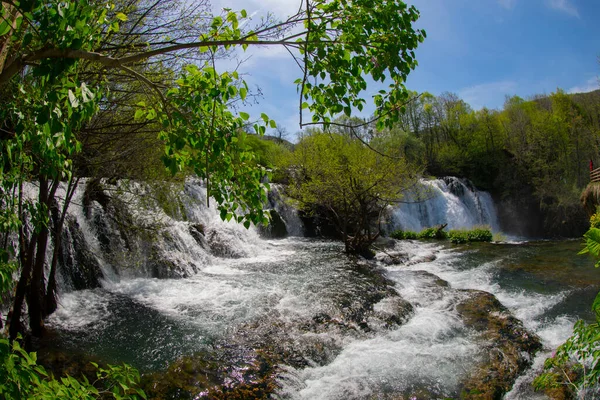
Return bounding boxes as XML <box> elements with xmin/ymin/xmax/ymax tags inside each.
<box><xmin>392</xmin><ymin>177</ymin><xmax>500</xmax><ymax>232</ymax></box>
<box><xmin>37</xmin><ymin>178</ymin><xmax>599</xmax><ymax>398</ymax></box>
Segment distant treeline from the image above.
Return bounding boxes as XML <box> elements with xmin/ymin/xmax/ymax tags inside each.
<box><xmin>393</xmin><ymin>89</ymin><xmax>600</xmax><ymax>237</ymax></box>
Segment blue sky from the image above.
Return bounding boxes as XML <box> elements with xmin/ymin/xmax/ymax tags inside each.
<box><xmin>212</xmin><ymin>0</ymin><xmax>600</xmax><ymax>139</ymax></box>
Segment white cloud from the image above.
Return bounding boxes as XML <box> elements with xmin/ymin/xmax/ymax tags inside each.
<box><xmin>497</xmin><ymin>0</ymin><xmax>517</xmax><ymax>10</ymax></box>
<box><xmin>568</xmin><ymin>77</ymin><xmax>599</xmax><ymax>94</ymax></box>
<box><xmin>546</xmin><ymin>0</ymin><xmax>580</xmax><ymax>17</ymax></box>
<box><xmin>458</xmin><ymin>80</ymin><xmax>518</xmax><ymax>110</ymax></box>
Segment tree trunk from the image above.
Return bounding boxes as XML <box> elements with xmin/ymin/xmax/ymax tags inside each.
<box><xmin>26</xmin><ymin>178</ymin><xmax>50</xmax><ymax>337</ymax></box>
<box><xmin>9</xmin><ymin>225</ymin><xmax>38</xmax><ymax>340</ymax></box>
<box><xmin>44</xmin><ymin>178</ymin><xmax>78</xmax><ymax>318</ymax></box>
<box><xmin>0</xmin><ymin>3</ymin><xmax>19</xmax><ymax>73</ymax></box>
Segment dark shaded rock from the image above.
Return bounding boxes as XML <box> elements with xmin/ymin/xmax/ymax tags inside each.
<box><xmin>60</xmin><ymin>217</ymin><xmax>103</xmax><ymax>290</ymax></box>
<box><xmin>456</xmin><ymin>290</ymin><xmax>542</xmax><ymax>399</ymax></box>
<box><xmin>189</xmin><ymin>223</ymin><xmax>208</xmax><ymax>249</ymax></box>
<box><xmin>207</xmin><ymin>230</ymin><xmax>245</xmax><ymax>258</ymax></box>
<box><xmin>83</xmin><ymin>178</ymin><xmax>111</xmax><ymax>217</ymax></box>
<box><xmin>257</xmin><ymin>209</ymin><xmax>288</xmax><ymax>239</ymax></box>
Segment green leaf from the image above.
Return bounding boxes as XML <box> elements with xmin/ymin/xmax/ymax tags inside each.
<box><xmin>239</xmin><ymin>111</ymin><xmax>250</xmax><ymax>121</ymax></box>
<box><xmin>116</xmin><ymin>12</ymin><xmax>128</xmax><ymax>21</ymax></box>
<box><xmin>269</xmin><ymin>120</ymin><xmax>276</xmax><ymax>129</ymax></box>
<box><xmin>0</xmin><ymin>21</ymin><xmax>11</xmax><ymax>36</ymax></box>
<box><xmin>582</xmin><ymin>228</ymin><xmax>600</xmax><ymax>260</ymax></box>
<box><xmin>134</xmin><ymin>109</ymin><xmax>145</xmax><ymax>120</ymax></box>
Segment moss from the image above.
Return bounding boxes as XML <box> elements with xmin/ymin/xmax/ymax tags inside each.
<box><xmin>457</xmin><ymin>290</ymin><xmax>542</xmax><ymax>399</ymax></box>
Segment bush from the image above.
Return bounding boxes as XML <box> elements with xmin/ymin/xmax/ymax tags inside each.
<box><xmin>417</xmin><ymin>227</ymin><xmax>448</xmax><ymax>240</ymax></box>
<box><xmin>448</xmin><ymin>228</ymin><xmax>493</xmax><ymax>244</ymax></box>
<box><xmin>448</xmin><ymin>230</ymin><xmax>469</xmax><ymax>244</ymax></box>
<box><xmin>390</xmin><ymin>230</ymin><xmax>417</xmax><ymax>240</ymax></box>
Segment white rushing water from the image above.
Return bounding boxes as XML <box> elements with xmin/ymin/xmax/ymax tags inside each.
<box><xmin>41</xmin><ymin>178</ymin><xmax>590</xmax><ymax>398</ymax></box>
<box><xmin>392</xmin><ymin>177</ymin><xmax>500</xmax><ymax>232</ymax></box>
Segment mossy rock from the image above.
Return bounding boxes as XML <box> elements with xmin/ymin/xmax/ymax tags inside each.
<box><xmin>456</xmin><ymin>290</ymin><xmax>542</xmax><ymax>399</ymax></box>
<box><xmin>142</xmin><ymin>348</ymin><xmax>278</xmax><ymax>400</ymax></box>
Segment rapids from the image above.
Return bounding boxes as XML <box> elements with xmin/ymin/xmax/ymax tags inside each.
<box><xmin>40</xmin><ymin>178</ymin><xmax>600</xmax><ymax>398</ymax></box>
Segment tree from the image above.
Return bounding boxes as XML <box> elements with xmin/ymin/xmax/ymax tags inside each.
<box><xmin>285</xmin><ymin>130</ymin><xmax>420</xmax><ymax>255</ymax></box>
<box><xmin>0</xmin><ymin>0</ymin><xmax>426</xmax><ymax>338</ymax></box>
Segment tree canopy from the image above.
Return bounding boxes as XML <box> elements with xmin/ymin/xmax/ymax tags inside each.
<box><xmin>283</xmin><ymin>128</ymin><xmax>421</xmax><ymax>255</ymax></box>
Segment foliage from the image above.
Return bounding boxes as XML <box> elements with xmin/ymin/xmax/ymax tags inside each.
<box><xmin>152</xmin><ymin>63</ymin><xmax>272</xmax><ymax>228</ymax></box>
<box><xmin>242</xmin><ymin>135</ymin><xmax>291</xmax><ymax>170</ymax></box>
<box><xmin>297</xmin><ymin>0</ymin><xmax>426</xmax><ymax>130</ymax></box>
<box><xmin>590</xmin><ymin>209</ymin><xmax>600</xmax><ymax>229</ymax></box>
<box><xmin>448</xmin><ymin>228</ymin><xmax>493</xmax><ymax>244</ymax></box>
<box><xmin>535</xmin><ymin>220</ymin><xmax>600</xmax><ymax>396</ymax></box>
<box><xmin>390</xmin><ymin>230</ymin><xmax>418</xmax><ymax>240</ymax></box>
<box><xmin>0</xmin><ymin>337</ymin><xmax>146</xmax><ymax>399</ymax></box>
<box><xmin>284</xmin><ymin>130</ymin><xmax>419</xmax><ymax>254</ymax></box>
<box><xmin>417</xmin><ymin>227</ymin><xmax>448</xmax><ymax>240</ymax></box>
<box><xmin>390</xmin><ymin>227</ymin><xmax>492</xmax><ymax>243</ymax></box>
<box><xmin>579</xmin><ymin>228</ymin><xmax>600</xmax><ymax>268</ymax></box>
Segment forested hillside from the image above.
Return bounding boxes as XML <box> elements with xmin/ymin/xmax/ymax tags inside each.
<box><xmin>404</xmin><ymin>89</ymin><xmax>600</xmax><ymax>237</ymax></box>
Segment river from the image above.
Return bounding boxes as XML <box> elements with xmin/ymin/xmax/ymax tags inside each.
<box><xmin>40</xmin><ymin>179</ymin><xmax>600</xmax><ymax>399</ymax></box>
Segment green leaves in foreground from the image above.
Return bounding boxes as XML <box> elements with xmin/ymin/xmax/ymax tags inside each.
<box><xmin>0</xmin><ymin>337</ymin><xmax>146</xmax><ymax>400</ymax></box>
<box><xmin>579</xmin><ymin>228</ymin><xmax>600</xmax><ymax>267</ymax></box>
<box><xmin>153</xmin><ymin>64</ymin><xmax>271</xmax><ymax>227</ymax></box>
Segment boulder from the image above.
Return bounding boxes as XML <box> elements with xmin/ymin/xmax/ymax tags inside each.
<box><xmin>456</xmin><ymin>290</ymin><xmax>542</xmax><ymax>399</ymax></box>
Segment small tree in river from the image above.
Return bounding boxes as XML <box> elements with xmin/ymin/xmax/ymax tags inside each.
<box><xmin>285</xmin><ymin>130</ymin><xmax>420</xmax><ymax>255</ymax></box>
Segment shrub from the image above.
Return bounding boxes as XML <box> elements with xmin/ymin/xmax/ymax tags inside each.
<box><xmin>417</xmin><ymin>227</ymin><xmax>448</xmax><ymax>240</ymax></box>
<box><xmin>590</xmin><ymin>209</ymin><xmax>600</xmax><ymax>229</ymax></box>
<box><xmin>390</xmin><ymin>230</ymin><xmax>418</xmax><ymax>240</ymax></box>
<box><xmin>468</xmin><ymin>228</ymin><xmax>493</xmax><ymax>242</ymax></box>
<box><xmin>448</xmin><ymin>230</ymin><xmax>469</xmax><ymax>244</ymax></box>
<box><xmin>448</xmin><ymin>228</ymin><xmax>493</xmax><ymax>244</ymax></box>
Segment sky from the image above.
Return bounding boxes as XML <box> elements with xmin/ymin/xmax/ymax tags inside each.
<box><xmin>210</xmin><ymin>0</ymin><xmax>600</xmax><ymax>139</ymax></box>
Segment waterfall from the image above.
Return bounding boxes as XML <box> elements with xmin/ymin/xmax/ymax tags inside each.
<box><xmin>392</xmin><ymin>177</ymin><xmax>500</xmax><ymax>232</ymax></box>
<box><xmin>50</xmin><ymin>179</ymin><xmax>280</xmax><ymax>291</ymax></box>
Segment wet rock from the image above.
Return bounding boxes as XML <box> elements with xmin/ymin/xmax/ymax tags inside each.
<box><xmin>372</xmin><ymin>296</ymin><xmax>415</xmax><ymax>327</ymax></box>
<box><xmin>189</xmin><ymin>223</ymin><xmax>208</xmax><ymax>249</ymax></box>
<box><xmin>60</xmin><ymin>217</ymin><xmax>104</xmax><ymax>290</ymax></box>
<box><xmin>456</xmin><ymin>290</ymin><xmax>542</xmax><ymax>399</ymax></box>
<box><xmin>406</xmin><ymin>253</ymin><xmax>437</xmax><ymax>266</ymax></box>
<box><xmin>375</xmin><ymin>251</ymin><xmax>409</xmax><ymax>265</ymax></box>
<box><xmin>142</xmin><ymin>347</ymin><xmax>277</xmax><ymax>400</ymax></box>
<box><xmin>257</xmin><ymin>209</ymin><xmax>288</xmax><ymax>239</ymax></box>
<box><xmin>413</xmin><ymin>270</ymin><xmax>450</xmax><ymax>288</ymax></box>
<box><xmin>207</xmin><ymin>230</ymin><xmax>246</xmax><ymax>258</ymax></box>
<box><xmin>372</xmin><ymin>236</ymin><xmax>397</xmax><ymax>249</ymax></box>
